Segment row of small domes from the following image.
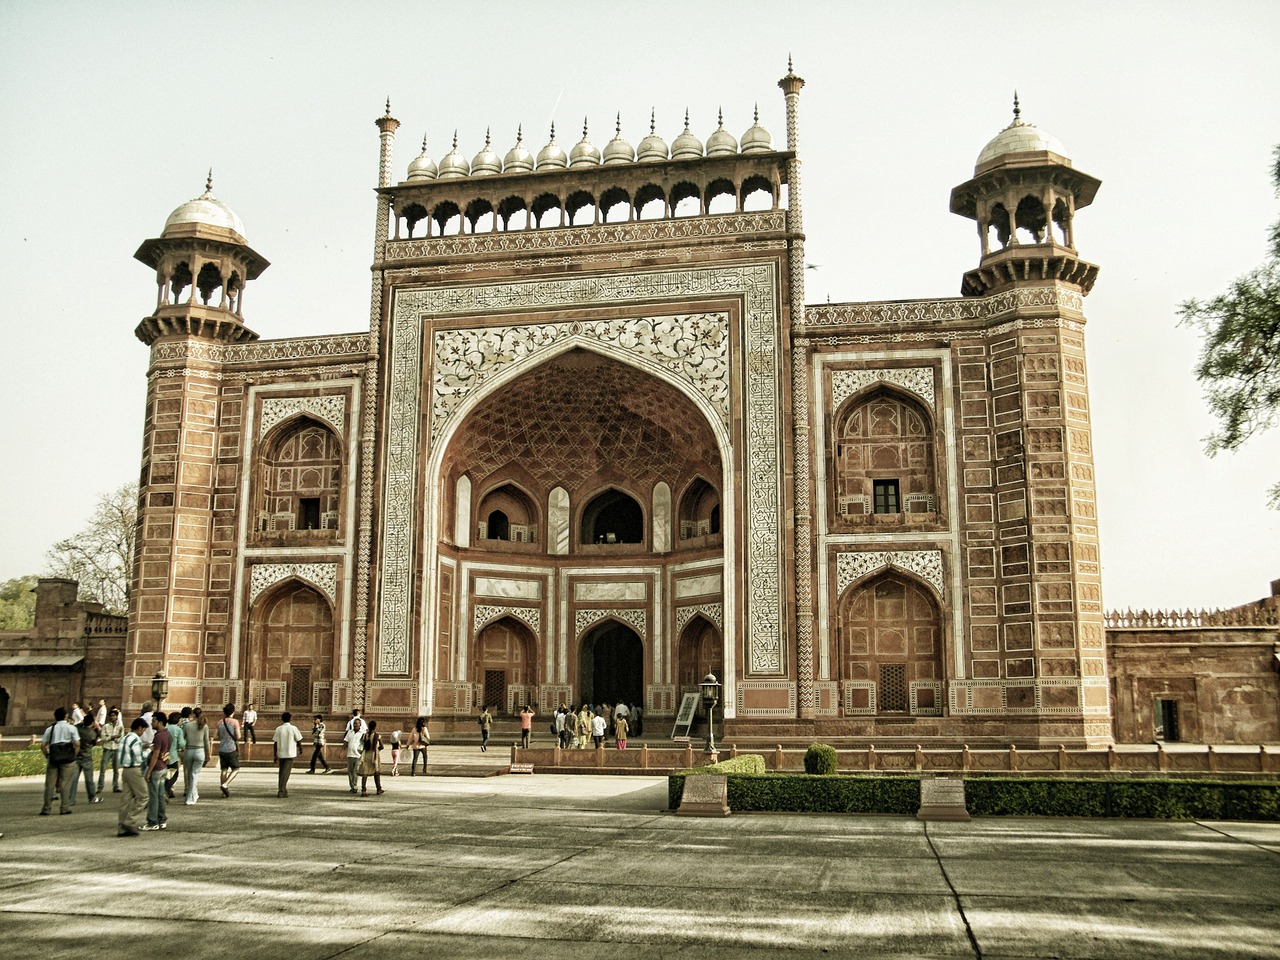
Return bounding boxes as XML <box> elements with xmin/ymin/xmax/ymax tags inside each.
<box><xmin>406</xmin><ymin>109</ymin><xmax>773</xmax><ymax>181</ymax></box>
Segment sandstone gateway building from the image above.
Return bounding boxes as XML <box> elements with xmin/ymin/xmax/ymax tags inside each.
<box><xmin>121</xmin><ymin>66</ymin><xmax>1270</xmax><ymax>748</ymax></box>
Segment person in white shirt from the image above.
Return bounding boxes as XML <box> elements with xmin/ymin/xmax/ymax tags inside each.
<box><xmin>271</xmin><ymin>712</ymin><xmax>304</xmax><ymax>798</ymax></box>
<box><xmin>40</xmin><ymin>707</ymin><xmax>80</xmax><ymax>816</ymax></box>
<box><xmin>69</xmin><ymin>702</ymin><xmax>85</xmax><ymax>724</ymax></box>
<box><xmin>94</xmin><ymin>699</ymin><xmax>108</xmax><ymax>726</ymax></box>
<box><xmin>242</xmin><ymin>704</ymin><xmax>259</xmax><ymax>744</ymax></box>
<box><xmin>342</xmin><ymin>721</ymin><xmax>365</xmax><ymax>795</ymax></box>
<box><xmin>345</xmin><ymin>709</ymin><xmax>367</xmax><ymax>736</ymax></box>
<box><xmin>590</xmin><ymin>712</ymin><xmax>607</xmax><ymax>748</ymax></box>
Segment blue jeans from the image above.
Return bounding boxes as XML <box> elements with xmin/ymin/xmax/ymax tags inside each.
<box><xmin>183</xmin><ymin>748</ymin><xmax>206</xmax><ymax>802</ymax></box>
<box><xmin>147</xmin><ymin>768</ymin><xmax>168</xmax><ymax>825</ymax></box>
<box><xmin>67</xmin><ymin>755</ymin><xmax>96</xmax><ymax>804</ymax></box>
<box><xmin>98</xmin><ymin>747</ymin><xmax>119</xmax><ymax>792</ymax></box>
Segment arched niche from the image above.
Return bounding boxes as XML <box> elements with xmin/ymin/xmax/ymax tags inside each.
<box><xmin>476</xmin><ymin>482</ymin><xmax>538</xmax><ymax>544</ymax></box>
<box><xmin>256</xmin><ymin>416</ymin><xmax>342</xmax><ymax>535</ymax></box>
<box><xmin>454</xmin><ymin>475</ymin><xmax>472</xmax><ymax>547</ymax></box>
<box><xmin>248</xmin><ymin>581</ymin><xmax>336</xmax><ymax>711</ymax></box>
<box><xmin>474</xmin><ymin>615</ymin><xmax>536</xmax><ymax>715</ymax></box>
<box><xmin>837</xmin><ymin>571</ymin><xmax>942</xmax><ymax>715</ymax></box>
<box><xmin>678</xmin><ymin>476</ymin><xmax>721</xmax><ymax>541</ymax></box>
<box><xmin>547</xmin><ymin>486</ymin><xmax>570</xmax><ymax>555</ymax></box>
<box><xmin>677</xmin><ymin>615</ymin><xmax>722</xmax><ymax>695</ymax></box>
<box><xmin>833</xmin><ymin>388</ymin><xmax>937</xmax><ymax>521</ymax></box>
<box><xmin>652</xmin><ymin>481</ymin><xmax>672</xmax><ymax>553</ymax></box>
<box><xmin>580</xmin><ymin>487</ymin><xmax>644</xmax><ymax>545</ymax></box>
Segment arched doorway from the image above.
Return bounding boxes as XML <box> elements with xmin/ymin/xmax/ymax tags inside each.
<box><xmin>474</xmin><ymin>616</ymin><xmax>536</xmax><ymax>715</ymax></box>
<box><xmin>677</xmin><ymin>616</ymin><xmax>723</xmax><ymax>695</ymax></box>
<box><xmin>248</xmin><ymin>581</ymin><xmax>335</xmax><ymax>711</ymax></box>
<box><xmin>578</xmin><ymin>620</ymin><xmax>643</xmax><ymax>708</ymax></box>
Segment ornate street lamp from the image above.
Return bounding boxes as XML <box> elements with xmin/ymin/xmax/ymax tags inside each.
<box><xmin>150</xmin><ymin>671</ymin><xmax>169</xmax><ymax>716</ymax></box>
<box><xmin>700</xmin><ymin>673</ymin><xmax>720</xmax><ymax>759</ymax></box>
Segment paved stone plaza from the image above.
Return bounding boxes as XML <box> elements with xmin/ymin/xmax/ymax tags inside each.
<box><xmin>1</xmin><ymin>751</ymin><xmax>1277</xmax><ymax>959</ymax></box>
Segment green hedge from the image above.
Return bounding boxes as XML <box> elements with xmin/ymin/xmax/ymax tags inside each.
<box><xmin>965</xmin><ymin>778</ymin><xmax>1280</xmax><ymax>821</ymax></box>
<box><xmin>804</xmin><ymin>743</ymin><xmax>838</xmax><ymax>775</ymax></box>
<box><xmin>667</xmin><ymin>773</ymin><xmax>1280</xmax><ymax>820</ymax></box>
<box><xmin>669</xmin><ymin>773</ymin><xmax>920</xmax><ymax>813</ymax></box>
<box><xmin>680</xmin><ymin>754</ymin><xmax>767</xmax><ymax>776</ymax></box>
<box><xmin>0</xmin><ymin>745</ymin><xmax>105</xmax><ymax>779</ymax></box>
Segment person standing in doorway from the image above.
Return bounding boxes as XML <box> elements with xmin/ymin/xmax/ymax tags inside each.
<box><xmin>272</xmin><ymin>711</ymin><xmax>303</xmax><ymax>798</ymax></box>
<box><xmin>115</xmin><ymin>717</ymin><xmax>149</xmax><ymax>836</ymax></box>
<box><xmin>478</xmin><ymin>705</ymin><xmax>492</xmax><ymax>753</ymax></box>
<box><xmin>216</xmin><ymin>704</ymin><xmax>241</xmax><ymax>798</ymax></box>
<box><xmin>308</xmin><ymin>714</ymin><xmax>329</xmax><ymax>774</ymax></box>
<box><xmin>518</xmin><ymin>704</ymin><xmax>536</xmax><ymax>749</ymax></box>
<box><xmin>39</xmin><ymin>707</ymin><xmax>79</xmax><ymax>816</ymax></box>
<box><xmin>142</xmin><ymin>712</ymin><xmax>171</xmax><ymax>831</ymax></box>
<box><xmin>98</xmin><ymin>707</ymin><xmax>124</xmax><ymax>794</ymax></box>
<box><xmin>343</xmin><ymin>718</ymin><xmax>364</xmax><ymax>794</ymax></box>
<box><xmin>409</xmin><ymin>716</ymin><xmax>429</xmax><ymax>775</ymax></box>
<box><xmin>241</xmin><ymin>703</ymin><xmax>258</xmax><ymax>759</ymax></box>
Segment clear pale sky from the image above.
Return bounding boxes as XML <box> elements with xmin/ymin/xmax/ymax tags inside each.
<box><xmin>1</xmin><ymin>1</ymin><xmax>1277</xmax><ymax>610</ymax></box>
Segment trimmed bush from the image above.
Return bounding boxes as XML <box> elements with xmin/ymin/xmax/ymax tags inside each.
<box><xmin>804</xmin><ymin>742</ymin><xmax>838</xmax><ymax>775</ymax></box>
<box><xmin>963</xmin><ymin>778</ymin><xmax>1280</xmax><ymax>821</ymax></box>
<box><xmin>681</xmin><ymin>754</ymin><xmax>767</xmax><ymax>777</ymax></box>
<box><xmin>669</xmin><ymin>773</ymin><xmax>920</xmax><ymax>813</ymax></box>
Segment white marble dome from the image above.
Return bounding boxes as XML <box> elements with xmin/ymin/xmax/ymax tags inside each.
<box><xmin>163</xmin><ymin>176</ymin><xmax>245</xmax><ymax>237</ymax></box>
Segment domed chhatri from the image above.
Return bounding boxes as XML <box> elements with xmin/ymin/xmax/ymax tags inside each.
<box><xmin>569</xmin><ymin>119</ymin><xmax>602</xmax><ymax>167</ymax></box>
<box><xmin>602</xmin><ymin>113</ymin><xmax>635</xmax><ymax>165</ymax></box>
<box><xmin>163</xmin><ymin>171</ymin><xmax>247</xmax><ymax>239</ymax></box>
<box><xmin>537</xmin><ymin>123</ymin><xmax>568</xmax><ymax>170</ymax></box>
<box><xmin>740</xmin><ymin>104</ymin><xmax>772</xmax><ymax>153</ymax></box>
<box><xmin>438</xmin><ymin>132</ymin><xmax>470</xmax><ymax>179</ymax></box>
<box><xmin>975</xmin><ymin>93</ymin><xmax>1069</xmax><ymax>169</ymax></box>
<box><xmin>406</xmin><ymin>135</ymin><xmax>438</xmax><ymax>181</ymax></box>
<box><xmin>503</xmin><ymin>125</ymin><xmax>534</xmax><ymax>174</ymax></box>
<box><xmin>471</xmin><ymin>128</ymin><xmax>502</xmax><ymax>176</ymax></box>
<box><xmin>636</xmin><ymin>109</ymin><xmax>669</xmax><ymax>162</ymax></box>
<box><xmin>705</xmin><ymin>108</ymin><xmax>738</xmax><ymax>157</ymax></box>
<box><xmin>671</xmin><ymin>109</ymin><xmax>704</xmax><ymax>161</ymax></box>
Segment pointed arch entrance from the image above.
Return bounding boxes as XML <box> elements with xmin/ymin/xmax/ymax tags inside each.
<box><xmin>579</xmin><ymin>620</ymin><xmax>644</xmax><ymax>707</ymax></box>
<box><xmin>474</xmin><ymin>616</ymin><xmax>536</xmax><ymax>715</ymax></box>
<box><xmin>248</xmin><ymin>581</ymin><xmax>335</xmax><ymax>711</ymax></box>
<box><xmin>677</xmin><ymin>616</ymin><xmax>723</xmax><ymax>696</ymax></box>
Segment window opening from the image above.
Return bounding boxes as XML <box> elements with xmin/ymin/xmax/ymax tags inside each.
<box><xmin>873</xmin><ymin>479</ymin><xmax>900</xmax><ymax>514</ymax></box>
<box><xmin>1154</xmin><ymin>699</ymin><xmax>1180</xmax><ymax>742</ymax></box>
<box><xmin>487</xmin><ymin>509</ymin><xmax>510</xmax><ymax>541</ymax></box>
<box><xmin>879</xmin><ymin>664</ymin><xmax>907</xmax><ymax>712</ymax></box>
<box><xmin>298</xmin><ymin>497</ymin><xmax>321</xmax><ymax>530</ymax></box>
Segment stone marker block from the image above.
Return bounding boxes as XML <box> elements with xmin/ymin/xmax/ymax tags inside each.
<box><xmin>509</xmin><ymin>762</ymin><xmax>534</xmax><ymax>775</ymax></box>
<box><xmin>917</xmin><ymin>776</ymin><xmax>970</xmax><ymax>821</ymax></box>
<box><xmin>677</xmin><ymin>774</ymin><xmax>730</xmax><ymax>817</ymax></box>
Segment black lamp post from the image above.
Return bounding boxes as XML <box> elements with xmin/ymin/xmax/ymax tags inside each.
<box><xmin>700</xmin><ymin>672</ymin><xmax>720</xmax><ymax>759</ymax></box>
<box><xmin>150</xmin><ymin>671</ymin><xmax>169</xmax><ymax>718</ymax></box>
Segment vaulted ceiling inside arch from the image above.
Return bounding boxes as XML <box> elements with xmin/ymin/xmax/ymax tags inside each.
<box><xmin>443</xmin><ymin>349</ymin><xmax>722</xmax><ymax>494</ymax></box>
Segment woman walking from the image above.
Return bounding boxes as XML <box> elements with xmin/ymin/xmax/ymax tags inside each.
<box><xmin>410</xmin><ymin>716</ymin><xmax>429</xmax><ymax>775</ymax></box>
<box><xmin>180</xmin><ymin>708</ymin><xmax>210</xmax><ymax>804</ymax></box>
<box><xmin>359</xmin><ymin>720</ymin><xmax>384</xmax><ymax>796</ymax></box>
<box><xmin>478</xmin><ymin>705</ymin><xmax>492</xmax><ymax>753</ymax></box>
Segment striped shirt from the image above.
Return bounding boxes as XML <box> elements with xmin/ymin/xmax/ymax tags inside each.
<box><xmin>117</xmin><ymin>732</ymin><xmax>144</xmax><ymax>768</ymax></box>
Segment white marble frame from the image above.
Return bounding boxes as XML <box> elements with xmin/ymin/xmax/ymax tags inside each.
<box><xmin>381</xmin><ymin>264</ymin><xmax>785</xmax><ymax>716</ymax></box>
<box><xmin>811</xmin><ymin>350</ymin><xmax>965</xmax><ymax>681</ymax></box>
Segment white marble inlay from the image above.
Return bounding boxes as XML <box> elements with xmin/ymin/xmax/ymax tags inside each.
<box><xmin>574</xmin><ymin>582</ymin><xmax>647</xmax><ymax>602</ymax></box>
<box><xmin>675</xmin><ymin>573</ymin><xmax>722</xmax><ymax>599</ymax></box>
<box><xmin>474</xmin><ymin>576</ymin><xmax>542</xmax><ymax>600</ymax></box>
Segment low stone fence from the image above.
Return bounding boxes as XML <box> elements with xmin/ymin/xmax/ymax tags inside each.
<box><xmin>513</xmin><ymin>742</ymin><xmax>1280</xmax><ymax>778</ymax></box>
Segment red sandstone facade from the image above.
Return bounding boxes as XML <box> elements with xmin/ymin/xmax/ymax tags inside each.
<box><xmin>117</xmin><ymin>71</ymin><xmax>1275</xmax><ymax>747</ymax></box>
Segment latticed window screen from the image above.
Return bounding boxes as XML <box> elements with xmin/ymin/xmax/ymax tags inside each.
<box><xmin>290</xmin><ymin>666</ymin><xmax>312</xmax><ymax>708</ymax></box>
<box><xmin>873</xmin><ymin>479</ymin><xmax>900</xmax><ymax>514</ymax></box>
<box><xmin>879</xmin><ymin>664</ymin><xmax>907</xmax><ymax>711</ymax></box>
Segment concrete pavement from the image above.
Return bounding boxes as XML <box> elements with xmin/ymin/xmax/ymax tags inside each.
<box><xmin>0</xmin><ymin>747</ymin><xmax>1277</xmax><ymax>959</ymax></box>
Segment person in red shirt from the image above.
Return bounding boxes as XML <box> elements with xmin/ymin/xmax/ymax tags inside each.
<box><xmin>519</xmin><ymin>704</ymin><xmax>536</xmax><ymax>749</ymax></box>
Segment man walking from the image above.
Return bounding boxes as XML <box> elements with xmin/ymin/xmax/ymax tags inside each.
<box><xmin>308</xmin><ymin>714</ymin><xmax>329</xmax><ymax>773</ymax></box>
<box><xmin>142</xmin><ymin>712</ymin><xmax>171</xmax><ymax>831</ymax></box>
<box><xmin>39</xmin><ymin>707</ymin><xmax>79</xmax><ymax>816</ymax></box>
<box><xmin>342</xmin><ymin>719</ymin><xmax>364</xmax><ymax>794</ymax></box>
<box><xmin>115</xmin><ymin>717</ymin><xmax>149</xmax><ymax>836</ymax></box>
<box><xmin>165</xmin><ymin>710</ymin><xmax>187</xmax><ymax>799</ymax></box>
<box><xmin>272</xmin><ymin>711</ymin><xmax>303</xmax><ymax>798</ymax></box>
<box><xmin>98</xmin><ymin>707</ymin><xmax>124</xmax><ymax>794</ymax></box>
<box><xmin>68</xmin><ymin>712</ymin><xmax>101</xmax><ymax>805</ymax></box>
<box><xmin>478</xmin><ymin>704</ymin><xmax>492</xmax><ymax>753</ymax></box>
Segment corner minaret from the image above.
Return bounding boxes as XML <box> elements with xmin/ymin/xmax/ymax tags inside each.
<box><xmin>949</xmin><ymin>96</ymin><xmax>1101</xmax><ymax>297</ymax></box>
<box><xmin>133</xmin><ymin>173</ymin><xmax>269</xmax><ymax>344</ymax></box>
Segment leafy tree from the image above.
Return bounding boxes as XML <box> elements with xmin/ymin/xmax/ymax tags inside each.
<box><xmin>45</xmin><ymin>482</ymin><xmax>138</xmax><ymax>615</ymax></box>
<box><xmin>1179</xmin><ymin>146</ymin><xmax>1280</xmax><ymax>507</ymax></box>
<box><xmin>0</xmin><ymin>576</ymin><xmax>38</xmax><ymax>631</ymax></box>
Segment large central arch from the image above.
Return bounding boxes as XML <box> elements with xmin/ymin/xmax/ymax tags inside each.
<box><xmin>579</xmin><ymin>620</ymin><xmax>644</xmax><ymax>708</ymax></box>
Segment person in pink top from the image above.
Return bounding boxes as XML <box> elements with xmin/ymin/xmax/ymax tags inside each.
<box><xmin>519</xmin><ymin>704</ymin><xmax>536</xmax><ymax>748</ymax></box>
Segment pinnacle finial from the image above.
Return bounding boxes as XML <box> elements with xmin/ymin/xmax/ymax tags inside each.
<box><xmin>754</xmin><ymin>103</ymin><xmax>760</xmax><ymax>123</ymax></box>
<box><xmin>718</xmin><ymin>106</ymin><xmax>725</xmax><ymax>128</ymax></box>
<box><xmin>788</xmin><ymin>53</ymin><xmax>794</xmax><ymax>74</ymax></box>
<box><xmin>649</xmin><ymin>108</ymin><xmax>656</xmax><ymax>134</ymax></box>
<box><xmin>516</xmin><ymin>123</ymin><xmax>523</xmax><ymax>143</ymax></box>
<box><xmin>205</xmin><ymin>168</ymin><xmax>213</xmax><ymax>192</ymax></box>
<box><xmin>615</xmin><ymin>112</ymin><xmax>622</xmax><ymax>136</ymax></box>
<box><xmin>421</xmin><ymin>134</ymin><xmax>428</xmax><ymax>152</ymax></box>
<box><xmin>1013</xmin><ymin>90</ymin><xmax>1021</xmax><ymax>120</ymax></box>
<box><xmin>549</xmin><ymin>121</ymin><xmax>556</xmax><ymax>140</ymax></box>
<box><xmin>384</xmin><ymin>96</ymin><xmax>392</xmax><ymax>117</ymax></box>
<box><xmin>484</xmin><ymin>126</ymin><xmax>491</xmax><ymax>146</ymax></box>
<box><xmin>583</xmin><ymin>116</ymin><xmax>589</xmax><ymax>138</ymax></box>
<box><xmin>452</xmin><ymin>130</ymin><xmax>458</xmax><ymax>149</ymax></box>
<box><xmin>683</xmin><ymin>108</ymin><xmax>690</xmax><ymax>129</ymax></box>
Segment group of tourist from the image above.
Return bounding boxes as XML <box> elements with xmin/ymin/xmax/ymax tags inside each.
<box><xmin>548</xmin><ymin>701</ymin><xmax>640</xmax><ymax>750</ymax></box>
<box><xmin>37</xmin><ymin>702</ymin><xmax>433</xmax><ymax>837</ymax></box>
